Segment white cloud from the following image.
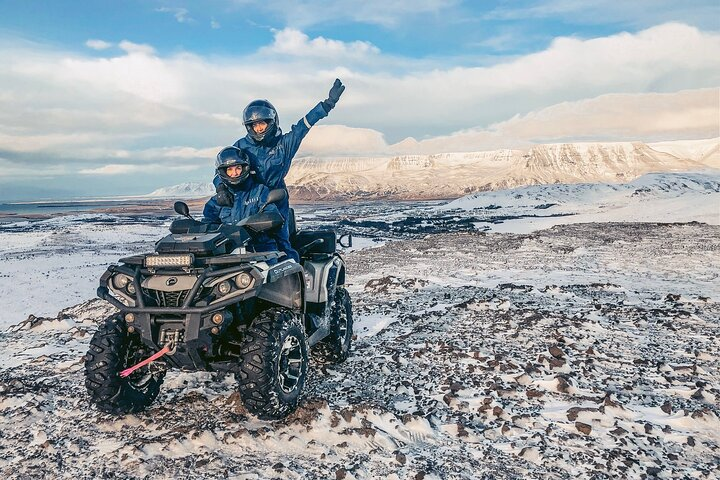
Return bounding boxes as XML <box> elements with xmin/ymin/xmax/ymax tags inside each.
<box><xmin>391</xmin><ymin>88</ymin><xmax>720</xmax><ymax>154</ymax></box>
<box><xmin>232</xmin><ymin>0</ymin><xmax>457</xmax><ymax>28</ymax></box>
<box><xmin>484</xmin><ymin>0</ymin><xmax>720</xmax><ymax>31</ymax></box>
<box><xmin>85</xmin><ymin>39</ymin><xmax>113</xmax><ymax>50</ymax></box>
<box><xmin>79</xmin><ymin>164</ymin><xmax>201</xmax><ymax>175</ymax></box>
<box><xmin>0</xmin><ymin>158</ymin><xmax>69</xmax><ymax>177</ymax></box>
<box><xmin>298</xmin><ymin>125</ymin><xmax>389</xmax><ymax>156</ymax></box>
<box><xmin>0</xmin><ymin>23</ymin><xmax>718</xmax><ymax>190</ymax></box>
<box><xmin>490</xmin><ymin>88</ymin><xmax>720</xmax><ymax>142</ymax></box>
<box><xmin>295</xmin><ymin>88</ymin><xmax>720</xmax><ymax>155</ymax></box>
<box><xmin>0</xmin><ymin>132</ymin><xmax>127</xmax><ymax>153</ymax></box>
<box><xmin>79</xmin><ymin>164</ymin><xmax>140</xmax><ymax>175</ymax></box>
<box><xmin>262</xmin><ymin>28</ymin><xmax>380</xmax><ymax>58</ymax></box>
<box><xmin>61</xmin><ymin>43</ymin><xmax>182</xmax><ymax>103</ymax></box>
<box><xmin>156</xmin><ymin>7</ymin><xmax>193</xmax><ymax>24</ymax></box>
<box><xmin>211</xmin><ymin>19</ymin><xmax>221</xmax><ymax>29</ymax></box>
<box><xmin>138</xmin><ymin>146</ymin><xmax>222</xmax><ymax>160</ymax></box>
<box><xmin>333</xmin><ymin>22</ymin><xmax>720</xmax><ymax>139</ymax></box>
<box><xmin>118</xmin><ymin>40</ymin><xmax>156</xmax><ymax>56</ymax></box>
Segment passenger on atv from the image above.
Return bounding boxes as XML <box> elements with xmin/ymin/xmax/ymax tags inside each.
<box><xmin>213</xmin><ymin>78</ymin><xmax>346</xmax><ymax>263</ymax></box>
<box><xmin>203</xmin><ymin>146</ymin><xmax>284</xmax><ymax>263</ymax></box>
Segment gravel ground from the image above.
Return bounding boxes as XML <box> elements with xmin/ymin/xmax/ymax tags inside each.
<box><xmin>1</xmin><ymin>222</ymin><xmax>719</xmax><ymax>479</ymax></box>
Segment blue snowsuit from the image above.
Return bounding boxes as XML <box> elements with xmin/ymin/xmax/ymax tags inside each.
<box><xmin>213</xmin><ymin>102</ymin><xmax>329</xmax><ymax>262</ymax></box>
<box><xmin>202</xmin><ymin>178</ymin><xmax>281</xmax><ymax>255</ymax></box>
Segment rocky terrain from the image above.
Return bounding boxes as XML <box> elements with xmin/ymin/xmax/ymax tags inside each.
<box><xmin>1</xmin><ymin>220</ymin><xmax>719</xmax><ymax>479</ymax></box>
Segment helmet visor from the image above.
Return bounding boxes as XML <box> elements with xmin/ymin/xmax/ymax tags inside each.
<box><xmin>216</xmin><ymin>146</ymin><xmax>249</xmax><ymax>169</ymax></box>
<box><xmin>243</xmin><ymin>105</ymin><xmax>276</xmax><ymax>125</ymax></box>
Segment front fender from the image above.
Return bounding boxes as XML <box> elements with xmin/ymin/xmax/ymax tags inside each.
<box><xmin>257</xmin><ymin>266</ymin><xmax>304</xmax><ymax>311</ymax></box>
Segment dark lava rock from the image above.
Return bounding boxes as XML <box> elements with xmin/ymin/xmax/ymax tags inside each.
<box><xmin>548</xmin><ymin>345</ymin><xmax>565</xmax><ymax>359</ymax></box>
<box><xmin>575</xmin><ymin>422</ymin><xmax>592</xmax><ymax>435</ymax></box>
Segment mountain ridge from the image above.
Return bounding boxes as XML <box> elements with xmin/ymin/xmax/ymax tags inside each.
<box><xmin>286</xmin><ymin>138</ymin><xmax>719</xmax><ymax>200</ymax></box>
<box><xmin>147</xmin><ymin>138</ymin><xmax>720</xmax><ymax>201</ymax></box>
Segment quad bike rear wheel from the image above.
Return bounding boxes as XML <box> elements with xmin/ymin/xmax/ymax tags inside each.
<box><xmin>313</xmin><ymin>287</ymin><xmax>353</xmax><ymax>364</ymax></box>
<box><xmin>85</xmin><ymin>315</ymin><xmax>166</xmax><ymax>414</ymax></box>
<box><xmin>235</xmin><ymin>308</ymin><xmax>309</xmax><ymax>420</ymax></box>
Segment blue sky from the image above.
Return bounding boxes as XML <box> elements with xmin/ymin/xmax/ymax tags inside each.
<box><xmin>0</xmin><ymin>0</ymin><xmax>718</xmax><ymax>200</ymax></box>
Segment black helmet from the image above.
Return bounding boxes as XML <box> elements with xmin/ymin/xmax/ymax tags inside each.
<box><xmin>216</xmin><ymin>146</ymin><xmax>250</xmax><ymax>186</ymax></box>
<box><xmin>243</xmin><ymin>99</ymin><xmax>279</xmax><ymax>143</ymax></box>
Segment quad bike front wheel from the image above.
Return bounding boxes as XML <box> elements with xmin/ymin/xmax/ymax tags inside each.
<box><xmin>84</xmin><ymin>315</ymin><xmax>166</xmax><ymax>414</ymax></box>
<box><xmin>313</xmin><ymin>287</ymin><xmax>353</xmax><ymax>364</ymax></box>
<box><xmin>236</xmin><ymin>307</ymin><xmax>309</xmax><ymax>420</ymax></box>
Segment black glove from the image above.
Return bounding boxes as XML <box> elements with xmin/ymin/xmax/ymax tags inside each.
<box><xmin>322</xmin><ymin>78</ymin><xmax>345</xmax><ymax>112</ymax></box>
<box><xmin>216</xmin><ymin>182</ymin><xmax>234</xmax><ymax>207</ymax></box>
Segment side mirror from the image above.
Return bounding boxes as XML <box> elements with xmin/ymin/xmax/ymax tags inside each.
<box><xmin>174</xmin><ymin>201</ymin><xmax>193</xmax><ymax>219</ymax></box>
<box><xmin>260</xmin><ymin>189</ymin><xmax>287</xmax><ymax>212</ymax></box>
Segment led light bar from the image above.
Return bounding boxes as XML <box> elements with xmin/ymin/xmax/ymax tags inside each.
<box><xmin>145</xmin><ymin>254</ymin><xmax>194</xmax><ymax>268</ymax></box>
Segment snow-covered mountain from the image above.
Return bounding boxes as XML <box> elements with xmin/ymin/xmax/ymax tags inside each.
<box><xmin>144</xmin><ymin>139</ymin><xmax>719</xmax><ymax>202</ymax></box>
<box><xmin>286</xmin><ymin>138</ymin><xmax>719</xmax><ymax>200</ymax></box>
<box><xmin>440</xmin><ymin>171</ymin><xmax>720</xmax><ymax>233</ymax></box>
<box><xmin>446</xmin><ymin>171</ymin><xmax>720</xmax><ymax>208</ymax></box>
<box><xmin>649</xmin><ymin>137</ymin><xmax>720</xmax><ymax>168</ymax></box>
<box><xmin>145</xmin><ymin>182</ymin><xmax>214</xmax><ymax>199</ymax></box>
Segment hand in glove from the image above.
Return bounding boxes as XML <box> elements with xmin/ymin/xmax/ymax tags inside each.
<box><xmin>322</xmin><ymin>78</ymin><xmax>345</xmax><ymax>112</ymax></box>
<box><xmin>215</xmin><ymin>182</ymin><xmax>234</xmax><ymax>207</ymax></box>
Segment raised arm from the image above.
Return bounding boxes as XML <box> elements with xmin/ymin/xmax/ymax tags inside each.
<box><xmin>279</xmin><ymin>78</ymin><xmax>345</xmax><ymax>175</ymax></box>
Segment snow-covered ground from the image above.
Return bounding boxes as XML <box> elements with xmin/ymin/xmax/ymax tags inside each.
<box><xmin>0</xmin><ymin>214</ymin><xmax>169</xmax><ymax>327</ymax></box>
<box><xmin>0</xmin><ymin>173</ymin><xmax>719</xmax><ymax>478</ymax></box>
<box><xmin>440</xmin><ymin>171</ymin><xmax>720</xmax><ymax>234</ymax></box>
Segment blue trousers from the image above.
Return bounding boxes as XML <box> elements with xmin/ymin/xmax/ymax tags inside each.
<box><xmin>276</xmin><ymin>195</ymin><xmax>300</xmax><ymax>263</ymax></box>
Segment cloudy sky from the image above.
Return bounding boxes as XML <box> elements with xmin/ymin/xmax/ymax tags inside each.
<box><xmin>0</xmin><ymin>0</ymin><xmax>719</xmax><ymax>200</ymax></box>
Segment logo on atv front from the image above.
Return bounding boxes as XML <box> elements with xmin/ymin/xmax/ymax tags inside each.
<box><xmin>166</xmin><ymin>277</ymin><xmax>178</xmax><ymax>286</ymax></box>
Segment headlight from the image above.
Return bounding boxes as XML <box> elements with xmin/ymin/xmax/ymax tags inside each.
<box><xmin>217</xmin><ymin>281</ymin><xmax>231</xmax><ymax>295</ymax></box>
<box><xmin>145</xmin><ymin>254</ymin><xmax>194</xmax><ymax>268</ymax></box>
<box><xmin>235</xmin><ymin>272</ymin><xmax>253</xmax><ymax>289</ymax></box>
<box><xmin>112</xmin><ymin>274</ymin><xmax>131</xmax><ymax>289</ymax></box>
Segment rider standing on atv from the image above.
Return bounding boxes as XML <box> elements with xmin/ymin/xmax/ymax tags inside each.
<box><xmin>213</xmin><ymin>79</ymin><xmax>346</xmax><ymax>262</ymax></box>
<box><xmin>203</xmin><ymin>146</ymin><xmax>281</xmax><ymax>255</ymax></box>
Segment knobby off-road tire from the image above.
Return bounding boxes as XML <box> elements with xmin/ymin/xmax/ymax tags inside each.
<box><xmin>236</xmin><ymin>308</ymin><xmax>309</xmax><ymax>420</ymax></box>
<box><xmin>313</xmin><ymin>287</ymin><xmax>353</xmax><ymax>364</ymax></box>
<box><xmin>84</xmin><ymin>315</ymin><xmax>165</xmax><ymax>414</ymax></box>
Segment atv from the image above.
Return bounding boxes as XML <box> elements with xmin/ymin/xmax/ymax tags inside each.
<box><xmin>84</xmin><ymin>190</ymin><xmax>353</xmax><ymax>420</ymax></box>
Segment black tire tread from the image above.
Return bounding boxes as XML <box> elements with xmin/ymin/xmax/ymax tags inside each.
<box><xmin>313</xmin><ymin>287</ymin><xmax>353</xmax><ymax>364</ymax></box>
<box><xmin>84</xmin><ymin>315</ymin><xmax>165</xmax><ymax>414</ymax></box>
<box><xmin>235</xmin><ymin>308</ymin><xmax>308</xmax><ymax>420</ymax></box>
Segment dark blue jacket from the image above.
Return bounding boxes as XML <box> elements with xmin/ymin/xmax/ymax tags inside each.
<box><xmin>233</xmin><ymin>102</ymin><xmax>329</xmax><ymax>190</ymax></box>
<box><xmin>213</xmin><ymin>102</ymin><xmax>329</xmax><ymax>262</ymax></box>
<box><xmin>202</xmin><ymin>179</ymin><xmax>280</xmax><ymax>254</ymax></box>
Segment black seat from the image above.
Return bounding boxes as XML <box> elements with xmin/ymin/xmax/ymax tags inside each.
<box><xmin>293</xmin><ymin>230</ymin><xmax>337</xmax><ymax>255</ymax></box>
<box><xmin>287</xmin><ymin>208</ymin><xmax>336</xmax><ymax>256</ymax></box>
<box><xmin>287</xmin><ymin>207</ymin><xmax>297</xmax><ymax>240</ymax></box>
